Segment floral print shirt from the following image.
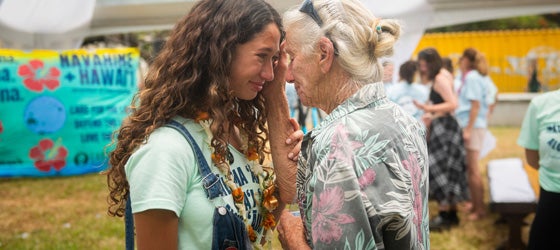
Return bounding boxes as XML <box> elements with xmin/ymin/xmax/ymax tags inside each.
<box><xmin>296</xmin><ymin>83</ymin><xmax>430</xmax><ymax>249</ymax></box>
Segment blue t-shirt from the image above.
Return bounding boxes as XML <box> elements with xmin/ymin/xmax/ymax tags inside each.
<box><xmin>455</xmin><ymin>70</ymin><xmax>489</xmax><ymax>128</ymax></box>
<box><xmin>484</xmin><ymin>76</ymin><xmax>498</xmax><ymax>105</ymax></box>
<box><xmin>386</xmin><ymin>81</ymin><xmax>429</xmax><ymax>120</ymax></box>
<box><xmin>517</xmin><ymin>90</ymin><xmax>560</xmax><ymax>193</ymax></box>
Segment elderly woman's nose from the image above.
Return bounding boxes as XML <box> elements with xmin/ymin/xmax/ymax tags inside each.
<box><xmin>285</xmin><ymin>66</ymin><xmax>295</xmax><ymax>83</ymax></box>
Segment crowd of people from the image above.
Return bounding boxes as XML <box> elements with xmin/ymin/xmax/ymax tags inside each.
<box><xmin>102</xmin><ymin>0</ymin><xmax>555</xmax><ymax>249</ymax></box>
<box><xmin>385</xmin><ymin>46</ymin><xmax>500</xmax><ymax>229</ymax></box>
<box><xmin>382</xmin><ymin>25</ymin><xmax>558</xmax><ymax>250</ymax></box>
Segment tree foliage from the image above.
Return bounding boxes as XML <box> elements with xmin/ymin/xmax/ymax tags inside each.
<box><xmin>427</xmin><ymin>13</ymin><xmax>560</xmax><ymax>33</ymax></box>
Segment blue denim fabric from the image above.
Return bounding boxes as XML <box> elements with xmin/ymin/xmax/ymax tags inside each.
<box><xmin>212</xmin><ymin>206</ymin><xmax>250</xmax><ymax>250</ymax></box>
<box><xmin>125</xmin><ymin>193</ymin><xmax>134</xmax><ymax>250</ymax></box>
<box><xmin>166</xmin><ymin>120</ymin><xmax>225</xmax><ymax>199</ymax></box>
<box><xmin>166</xmin><ymin>120</ymin><xmax>250</xmax><ymax>250</ymax></box>
<box><xmin>125</xmin><ymin>120</ymin><xmax>250</xmax><ymax>249</ymax></box>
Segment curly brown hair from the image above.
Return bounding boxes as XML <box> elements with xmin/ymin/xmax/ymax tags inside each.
<box><xmin>105</xmin><ymin>0</ymin><xmax>283</xmax><ymax>217</ymax></box>
<box><xmin>418</xmin><ymin>47</ymin><xmax>443</xmax><ymax>82</ymax></box>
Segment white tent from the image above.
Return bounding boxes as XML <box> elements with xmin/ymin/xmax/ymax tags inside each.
<box><xmin>1</xmin><ymin>0</ymin><xmax>560</xmax><ymax>69</ymax></box>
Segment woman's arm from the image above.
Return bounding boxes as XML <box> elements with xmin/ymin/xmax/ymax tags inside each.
<box><xmin>463</xmin><ymin>100</ymin><xmax>480</xmax><ymax>142</ymax></box>
<box><xmin>262</xmin><ymin>43</ymin><xmax>300</xmax><ymax>204</ymax></box>
<box><xmin>525</xmin><ymin>149</ymin><xmax>540</xmax><ymax>170</ymax></box>
<box><xmin>134</xmin><ymin>209</ymin><xmax>179</xmax><ymax>250</ymax></box>
<box><xmin>277</xmin><ymin>210</ymin><xmax>311</xmax><ymax>250</ymax></box>
<box><xmin>423</xmin><ymin>73</ymin><xmax>458</xmax><ymax>113</ymax></box>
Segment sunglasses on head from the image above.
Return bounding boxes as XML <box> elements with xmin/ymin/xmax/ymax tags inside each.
<box><xmin>299</xmin><ymin>0</ymin><xmax>339</xmax><ymax>56</ymax></box>
<box><xmin>299</xmin><ymin>0</ymin><xmax>323</xmax><ymax>26</ymax></box>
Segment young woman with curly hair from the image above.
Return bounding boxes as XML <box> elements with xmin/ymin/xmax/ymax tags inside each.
<box><xmin>105</xmin><ymin>0</ymin><xmax>302</xmax><ymax>249</ymax></box>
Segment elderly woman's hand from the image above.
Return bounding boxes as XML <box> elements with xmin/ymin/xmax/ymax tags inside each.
<box><xmin>277</xmin><ymin>209</ymin><xmax>310</xmax><ymax>250</ymax></box>
<box><xmin>262</xmin><ymin>42</ymin><xmax>288</xmax><ymax>97</ymax></box>
<box><xmin>286</xmin><ymin>118</ymin><xmax>304</xmax><ymax>161</ymax></box>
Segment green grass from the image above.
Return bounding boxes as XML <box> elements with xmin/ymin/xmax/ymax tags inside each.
<box><xmin>0</xmin><ymin>126</ymin><xmax>533</xmax><ymax>249</ymax></box>
<box><xmin>0</xmin><ymin>175</ymin><xmax>124</xmax><ymax>250</ymax></box>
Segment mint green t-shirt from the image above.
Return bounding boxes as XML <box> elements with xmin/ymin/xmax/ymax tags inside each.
<box><xmin>517</xmin><ymin>90</ymin><xmax>560</xmax><ymax>193</ymax></box>
<box><xmin>125</xmin><ymin>117</ymin><xmax>265</xmax><ymax>249</ymax></box>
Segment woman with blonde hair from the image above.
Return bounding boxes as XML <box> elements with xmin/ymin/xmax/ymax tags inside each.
<box><xmin>276</xmin><ymin>0</ymin><xmax>430</xmax><ymax>249</ymax></box>
<box><xmin>456</xmin><ymin>47</ymin><xmax>491</xmax><ymax>221</ymax></box>
<box><xmin>476</xmin><ymin>53</ymin><xmax>498</xmax><ymax>119</ymax></box>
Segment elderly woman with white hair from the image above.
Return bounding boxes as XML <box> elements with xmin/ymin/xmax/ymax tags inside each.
<box><xmin>274</xmin><ymin>0</ymin><xmax>430</xmax><ymax>249</ymax></box>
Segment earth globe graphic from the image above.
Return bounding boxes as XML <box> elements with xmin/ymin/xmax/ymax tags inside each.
<box><xmin>24</xmin><ymin>96</ymin><xmax>66</xmax><ymax>135</ymax></box>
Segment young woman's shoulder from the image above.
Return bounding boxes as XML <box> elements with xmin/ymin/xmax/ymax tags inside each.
<box><xmin>126</xmin><ymin>123</ymin><xmax>200</xmax><ymax>181</ymax></box>
<box><xmin>439</xmin><ymin>68</ymin><xmax>454</xmax><ymax>79</ymax></box>
<box><xmin>433</xmin><ymin>70</ymin><xmax>453</xmax><ymax>90</ymax></box>
<box><xmin>148</xmin><ymin>126</ymin><xmax>194</xmax><ymax>150</ymax></box>
<box><xmin>131</xmin><ymin>118</ymin><xmax>202</xmax><ymax>163</ymax></box>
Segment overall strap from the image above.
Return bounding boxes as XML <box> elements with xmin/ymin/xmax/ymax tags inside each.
<box><xmin>125</xmin><ymin>194</ymin><xmax>134</xmax><ymax>250</ymax></box>
<box><xmin>124</xmin><ymin>119</ymin><xmax>225</xmax><ymax>250</ymax></box>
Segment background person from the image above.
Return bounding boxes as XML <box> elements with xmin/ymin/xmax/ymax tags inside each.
<box><xmin>414</xmin><ymin>47</ymin><xmax>468</xmax><ymax>231</ymax></box>
<box><xmin>455</xmin><ymin>47</ymin><xmax>490</xmax><ymax>221</ymax></box>
<box><xmin>475</xmin><ymin>53</ymin><xmax>498</xmax><ymax>121</ymax></box>
<box><xmin>442</xmin><ymin>56</ymin><xmax>461</xmax><ymax>94</ymax></box>
<box><xmin>387</xmin><ymin>59</ymin><xmax>429</xmax><ymax>121</ymax></box>
<box><xmin>517</xmin><ymin>88</ymin><xmax>560</xmax><ymax>250</ymax></box>
<box><xmin>527</xmin><ymin>58</ymin><xmax>542</xmax><ymax>93</ymax></box>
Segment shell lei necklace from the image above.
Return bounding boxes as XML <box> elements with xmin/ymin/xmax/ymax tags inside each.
<box><xmin>196</xmin><ymin>112</ymin><xmax>278</xmax><ymax>249</ymax></box>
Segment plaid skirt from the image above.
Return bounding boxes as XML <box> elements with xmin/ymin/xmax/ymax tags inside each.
<box><xmin>428</xmin><ymin>114</ymin><xmax>469</xmax><ymax>205</ymax></box>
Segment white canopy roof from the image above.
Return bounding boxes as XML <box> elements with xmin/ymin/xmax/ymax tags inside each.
<box><xmin>92</xmin><ymin>0</ymin><xmax>560</xmax><ymax>36</ymax></box>
<box><xmin>1</xmin><ymin>0</ymin><xmax>559</xmax><ymax>70</ymax></box>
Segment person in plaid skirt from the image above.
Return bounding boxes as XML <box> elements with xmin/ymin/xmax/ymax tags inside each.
<box><xmin>415</xmin><ymin>47</ymin><xmax>469</xmax><ymax>231</ymax></box>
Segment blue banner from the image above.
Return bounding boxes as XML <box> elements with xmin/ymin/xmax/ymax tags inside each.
<box><xmin>0</xmin><ymin>48</ymin><xmax>139</xmax><ymax>177</ymax></box>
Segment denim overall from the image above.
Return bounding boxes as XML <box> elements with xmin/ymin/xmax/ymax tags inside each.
<box><xmin>125</xmin><ymin>120</ymin><xmax>250</xmax><ymax>250</ymax></box>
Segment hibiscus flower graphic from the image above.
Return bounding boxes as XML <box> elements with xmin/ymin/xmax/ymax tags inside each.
<box><xmin>29</xmin><ymin>138</ymin><xmax>68</xmax><ymax>172</ymax></box>
<box><xmin>18</xmin><ymin>59</ymin><xmax>61</xmax><ymax>92</ymax></box>
<box><xmin>312</xmin><ymin>186</ymin><xmax>355</xmax><ymax>244</ymax></box>
<box><xmin>328</xmin><ymin>124</ymin><xmax>363</xmax><ymax>166</ymax></box>
<box><xmin>358</xmin><ymin>168</ymin><xmax>376</xmax><ymax>190</ymax></box>
<box><xmin>402</xmin><ymin>153</ymin><xmax>423</xmax><ymax>243</ymax></box>
<box><xmin>0</xmin><ymin>121</ymin><xmax>3</xmax><ymax>142</ymax></box>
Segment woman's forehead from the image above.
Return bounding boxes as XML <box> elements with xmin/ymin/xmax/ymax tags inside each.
<box><xmin>283</xmin><ymin>30</ymin><xmax>303</xmax><ymax>52</ymax></box>
<box><xmin>283</xmin><ymin>35</ymin><xmax>296</xmax><ymax>53</ymax></box>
